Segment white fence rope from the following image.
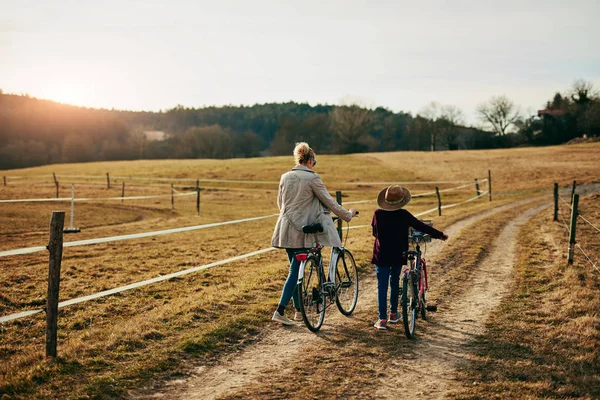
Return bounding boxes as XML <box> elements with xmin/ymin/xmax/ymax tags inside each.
<box><xmin>558</xmin><ymin>195</ymin><xmax>572</xmax><ymax>209</ymax></box>
<box><xmin>575</xmin><ymin>244</ymin><xmax>600</xmax><ymax>274</ymax></box>
<box><xmin>0</xmin><ymin>247</ymin><xmax>276</xmax><ymax>324</ymax></box>
<box><xmin>9</xmin><ymin>174</ymin><xmax>489</xmax><ymax>186</ymax></box>
<box><xmin>0</xmin><ymin>191</ymin><xmax>196</xmax><ymax>204</ymax></box>
<box><xmin>578</xmin><ymin>214</ymin><xmax>600</xmax><ymax>234</ymax></box>
<box><xmin>411</xmin><ymin>181</ymin><xmax>482</xmax><ymax>198</ymax></box>
<box><xmin>0</xmin><ymin>214</ymin><xmax>279</xmax><ymax>258</ymax></box>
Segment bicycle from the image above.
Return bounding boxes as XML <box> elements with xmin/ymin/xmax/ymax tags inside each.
<box><xmin>401</xmin><ymin>220</ymin><xmax>435</xmax><ymax>339</ymax></box>
<box><xmin>295</xmin><ymin>215</ymin><xmax>359</xmax><ymax>332</ymax></box>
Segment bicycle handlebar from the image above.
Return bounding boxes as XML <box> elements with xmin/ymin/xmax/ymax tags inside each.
<box><xmin>332</xmin><ymin>210</ymin><xmax>358</xmax><ymax>223</ymax></box>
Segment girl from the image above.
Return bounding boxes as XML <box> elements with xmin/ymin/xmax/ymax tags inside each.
<box><xmin>371</xmin><ymin>185</ymin><xmax>448</xmax><ymax>330</ymax></box>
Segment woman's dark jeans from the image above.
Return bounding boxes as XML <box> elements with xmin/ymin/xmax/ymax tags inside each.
<box><xmin>376</xmin><ymin>264</ymin><xmax>402</xmax><ymax>320</ymax></box>
<box><xmin>278</xmin><ymin>248</ymin><xmax>310</xmax><ymax>311</ymax></box>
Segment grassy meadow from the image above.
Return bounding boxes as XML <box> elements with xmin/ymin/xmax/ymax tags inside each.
<box><xmin>450</xmin><ymin>193</ymin><xmax>600</xmax><ymax>399</ymax></box>
<box><xmin>0</xmin><ymin>142</ymin><xmax>599</xmax><ymax>399</ymax></box>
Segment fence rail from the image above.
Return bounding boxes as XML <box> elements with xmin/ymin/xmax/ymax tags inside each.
<box><xmin>2</xmin><ymin>172</ymin><xmax>490</xmax><ymax>187</ymax></box>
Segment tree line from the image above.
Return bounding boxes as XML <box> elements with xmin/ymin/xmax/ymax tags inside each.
<box><xmin>0</xmin><ymin>80</ymin><xmax>598</xmax><ymax>170</ymax></box>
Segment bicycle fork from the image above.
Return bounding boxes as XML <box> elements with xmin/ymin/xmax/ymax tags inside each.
<box><xmin>402</xmin><ymin>270</ymin><xmax>419</xmax><ymax>311</ymax></box>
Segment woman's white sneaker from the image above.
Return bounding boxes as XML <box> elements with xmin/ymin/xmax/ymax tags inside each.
<box><xmin>272</xmin><ymin>311</ymin><xmax>295</xmax><ymax>326</ymax></box>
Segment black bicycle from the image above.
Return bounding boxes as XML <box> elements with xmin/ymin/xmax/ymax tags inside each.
<box><xmin>295</xmin><ymin>216</ymin><xmax>359</xmax><ymax>332</ymax></box>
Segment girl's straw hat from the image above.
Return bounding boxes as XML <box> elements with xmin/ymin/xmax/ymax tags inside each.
<box><xmin>377</xmin><ymin>185</ymin><xmax>412</xmax><ymax>211</ymax></box>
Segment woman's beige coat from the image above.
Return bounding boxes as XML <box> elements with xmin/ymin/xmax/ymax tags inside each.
<box><xmin>271</xmin><ymin>165</ymin><xmax>352</xmax><ymax>249</ymax></box>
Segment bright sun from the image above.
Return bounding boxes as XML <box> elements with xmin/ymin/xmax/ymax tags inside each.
<box><xmin>46</xmin><ymin>84</ymin><xmax>86</xmax><ymax>107</ymax></box>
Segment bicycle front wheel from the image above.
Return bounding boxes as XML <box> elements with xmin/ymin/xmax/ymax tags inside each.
<box><xmin>419</xmin><ymin>273</ymin><xmax>427</xmax><ymax>321</ymax></box>
<box><xmin>401</xmin><ymin>274</ymin><xmax>417</xmax><ymax>339</ymax></box>
<box><xmin>335</xmin><ymin>249</ymin><xmax>359</xmax><ymax>316</ymax></box>
<box><xmin>298</xmin><ymin>255</ymin><xmax>326</xmax><ymax>332</ymax></box>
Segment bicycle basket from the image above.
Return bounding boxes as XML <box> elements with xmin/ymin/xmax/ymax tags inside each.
<box><xmin>409</xmin><ymin>220</ymin><xmax>433</xmax><ymax>243</ymax></box>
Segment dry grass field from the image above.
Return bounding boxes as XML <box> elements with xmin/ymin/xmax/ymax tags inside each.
<box><xmin>450</xmin><ymin>193</ymin><xmax>600</xmax><ymax>399</ymax></box>
<box><xmin>0</xmin><ymin>142</ymin><xmax>599</xmax><ymax>399</ymax></box>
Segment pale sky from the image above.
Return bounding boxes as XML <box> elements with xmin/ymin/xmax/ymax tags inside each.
<box><xmin>1</xmin><ymin>0</ymin><xmax>599</xmax><ymax>124</ymax></box>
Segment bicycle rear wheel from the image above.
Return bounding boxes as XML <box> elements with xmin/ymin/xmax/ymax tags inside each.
<box><xmin>401</xmin><ymin>274</ymin><xmax>417</xmax><ymax>339</ymax></box>
<box><xmin>298</xmin><ymin>255</ymin><xmax>326</xmax><ymax>332</ymax></box>
<box><xmin>335</xmin><ymin>249</ymin><xmax>359</xmax><ymax>316</ymax></box>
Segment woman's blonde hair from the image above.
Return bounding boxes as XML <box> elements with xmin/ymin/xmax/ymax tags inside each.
<box><xmin>293</xmin><ymin>142</ymin><xmax>315</xmax><ymax>165</ymax></box>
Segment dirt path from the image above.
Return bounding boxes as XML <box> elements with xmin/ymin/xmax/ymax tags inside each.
<box><xmin>137</xmin><ymin>200</ymin><xmax>548</xmax><ymax>399</ymax></box>
<box><xmin>374</xmin><ymin>203</ymin><xmax>550</xmax><ymax>398</ymax></box>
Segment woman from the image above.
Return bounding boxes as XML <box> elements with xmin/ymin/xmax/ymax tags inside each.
<box><xmin>371</xmin><ymin>185</ymin><xmax>448</xmax><ymax>330</ymax></box>
<box><xmin>271</xmin><ymin>142</ymin><xmax>358</xmax><ymax>325</ymax></box>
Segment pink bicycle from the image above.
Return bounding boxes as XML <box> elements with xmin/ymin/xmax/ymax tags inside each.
<box><xmin>401</xmin><ymin>220</ymin><xmax>435</xmax><ymax>339</ymax></box>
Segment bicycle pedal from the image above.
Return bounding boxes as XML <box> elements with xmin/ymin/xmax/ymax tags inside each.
<box><xmin>426</xmin><ymin>304</ymin><xmax>438</xmax><ymax>312</ymax></box>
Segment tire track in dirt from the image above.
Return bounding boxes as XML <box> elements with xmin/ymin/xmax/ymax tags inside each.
<box><xmin>133</xmin><ymin>198</ymin><xmax>547</xmax><ymax>399</ymax></box>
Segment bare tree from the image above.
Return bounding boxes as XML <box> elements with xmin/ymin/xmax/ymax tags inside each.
<box><xmin>418</xmin><ymin>101</ymin><xmax>441</xmax><ymax>151</ymax></box>
<box><xmin>329</xmin><ymin>103</ymin><xmax>373</xmax><ymax>154</ymax></box>
<box><xmin>476</xmin><ymin>95</ymin><xmax>521</xmax><ymax>135</ymax></box>
<box><xmin>438</xmin><ymin>105</ymin><xmax>465</xmax><ymax>150</ymax></box>
<box><xmin>571</xmin><ymin>79</ymin><xmax>598</xmax><ymax>105</ymax></box>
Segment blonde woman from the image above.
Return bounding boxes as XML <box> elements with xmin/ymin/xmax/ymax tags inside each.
<box><xmin>271</xmin><ymin>142</ymin><xmax>358</xmax><ymax>325</ymax></box>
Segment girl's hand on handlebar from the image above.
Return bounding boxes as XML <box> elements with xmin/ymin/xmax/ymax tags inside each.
<box><xmin>350</xmin><ymin>208</ymin><xmax>359</xmax><ymax>218</ymax></box>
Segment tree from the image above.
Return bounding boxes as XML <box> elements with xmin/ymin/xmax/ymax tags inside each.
<box><xmin>187</xmin><ymin>125</ymin><xmax>233</xmax><ymax>159</ymax></box>
<box><xmin>418</xmin><ymin>101</ymin><xmax>442</xmax><ymax>151</ymax></box>
<box><xmin>476</xmin><ymin>95</ymin><xmax>521</xmax><ymax>136</ymax></box>
<box><xmin>270</xmin><ymin>118</ymin><xmax>304</xmax><ymax>156</ymax></box>
<box><xmin>570</xmin><ymin>79</ymin><xmax>598</xmax><ymax>105</ymax></box>
<box><xmin>437</xmin><ymin>105</ymin><xmax>465</xmax><ymax>150</ymax></box>
<box><xmin>233</xmin><ymin>131</ymin><xmax>263</xmax><ymax>158</ymax></box>
<box><xmin>405</xmin><ymin>116</ymin><xmax>431</xmax><ymax>151</ymax></box>
<box><xmin>62</xmin><ymin>133</ymin><xmax>97</xmax><ymax>163</ymax></box>
<box><xmin>329</xmin><ymin>104</ymin><xmax>374</xmax><ymax>153</ymax></box>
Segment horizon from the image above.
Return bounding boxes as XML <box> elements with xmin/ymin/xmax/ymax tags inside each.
<box><xmin>2</xmin><ymin>0</ymin><xmax>599</xmax><ymax>125</ymax></box>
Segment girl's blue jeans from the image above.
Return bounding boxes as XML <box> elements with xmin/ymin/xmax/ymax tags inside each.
<box><xmin>376</xmin><ymin>264</ymin><xmax>402</xmax><ymax>320</ymax></box>
<box><xmin>278</xmin><ymin>248</ymin><xmax>310</xmax><ymax>310</ymax></box>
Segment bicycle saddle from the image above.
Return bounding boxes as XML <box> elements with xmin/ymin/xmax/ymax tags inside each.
<box><xmin>302</xmin><ymin>223</ymin><xmax>324</xmax><ymax>234</ymax></box>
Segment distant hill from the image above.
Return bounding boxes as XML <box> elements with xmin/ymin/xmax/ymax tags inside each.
<box><xmin>0</xmin><ymin>92</ymin><xmax>510</xmax><ymax>170</ymax></box>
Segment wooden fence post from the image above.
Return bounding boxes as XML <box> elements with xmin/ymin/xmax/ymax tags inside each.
<box><xmin>106</xmin><ymin>173</ymin><xmax>110</xmax><ymax>189</ymax></box>
<box><xmin>435</xmin><ymin>186</ymin><xmax>442</xmax><ymax>216</ymax></box>
<box><xmin>567</xmin><ymin>194</ymin><xmax>579</xmax><ymax>265</ymax></box>
<box><xmin>196</xmin><ymin>179</ymin><xmax>200</xmax><ymax>216</ymax></box>
<box><xmin>3</xmin><ymin>176</ymin><xmax>6</xmax><ymax>186</ymax></box>
<box><xmin>53</xmin><ymin>173</ymin><xmax>59</xmax><ymax>198</ymax></box>
<box><xmin>64</xmin><ymin>185</ymin><xmax>80</xmax><ymax>234</ymax></box>
<box><xmin>121</xmin><ymin>182</ymin><xmax>125</xmax><ymax>204</ymax></box>
<box><xmin>553</xmin><ymin>183</ymin><xmax>559</xmax><ymax>221</ymax></box>
<box><xmin>171</xmin><ymin>184</ymin><xmax>175</xmax><ymax>210</ymax></box>
<box><xmin>69</xmin><ymin>185</ymin><xmax>75</xmax><ymax>230</ymax></box>
<box><xmin>46</xmin><ymin>211</ymin><xmax>65</xmax><ymax>358</ymax></box>
<box><xmin>475</xmin><ymin>178</ymin><xmax>481</xmax><ymax>196</ymax></box>
<box><xmin>571</xmin><ymin>180</ymin><xmax>577</xmax><ymax>204</ymax></box>
<box><xmin>488</xmin><ymin>170</ymin><xmax>492</xmax><ymax>202</ymax></box>
<box><xmin>336</xmin><ymin>191</ymin><xmax>343</xmax><ymax>241</ymax></box>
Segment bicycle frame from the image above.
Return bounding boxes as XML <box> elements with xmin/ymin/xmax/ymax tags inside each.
<box><xmin>403</xmin><ymin>245</ymin><xmax>425</xmax><ymax>293</ymax></box>
<box><xmin>296</xmin><ymin>245</ymin><xmax>343</xmax><ymax>289</ymax></box>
